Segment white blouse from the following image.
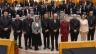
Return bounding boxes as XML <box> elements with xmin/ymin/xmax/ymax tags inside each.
<box><xmin>36</xmin><ymin>23</ymin><xmax>39</xmax><ymax>27</ymax></box>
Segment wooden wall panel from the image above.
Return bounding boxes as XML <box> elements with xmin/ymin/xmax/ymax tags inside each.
<box><xmin>59</xmin><ymin>41</ymin><xmax>96</xmax><ymax>54</ymax></box>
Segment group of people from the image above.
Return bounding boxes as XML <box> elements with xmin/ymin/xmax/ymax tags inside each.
<box><xmin>0</xmin><ymin>0</ymin><xmax>96</xmax><ymax>19</ymax></box>
<box><xmin>0</xmin><ymin>0</ymin><xmax>96</xmax><ymax>52</ymax></box>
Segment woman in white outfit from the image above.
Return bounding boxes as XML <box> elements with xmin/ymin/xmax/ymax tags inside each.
<box><xmin>80</xmin><ymin>14</ymin><xmax>89</xmax><ymax>41</ymax></box>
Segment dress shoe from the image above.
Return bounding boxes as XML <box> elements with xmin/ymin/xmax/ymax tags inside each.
<box><xmin>35</xmin><ymin>47</ymin><xmax>39</xmax><ymax>51</ymax></box>
<box><xmin>51</xmin><ymin>49</ymin><xmax>54</xmax><ymax>51</ymax></box>
<box><xmin>47</xmin><ymin>47</ymin><xmax>50</xmax><ymax>49</ymax></box>
<box><xmin>25</xmin><ymin>47</ymin><xmax>28</xmax><ymax>50</ymax></box>
<box><xmin>29</xmin><ymin>47</ymin><xmax>32</xmax><ymax>49</ymax></box>
<box><xmin>44</xmin><ymin>47</ymin><xmax>46</xmax><ymax>49</ymax></box>
<box><xmin>56</xmin><ymin>48</ymin><xmax>59</xmax><ymax>51</ymax></box>
<box><xmin>19</xmin><ymin>46</ymin><xmax>23</xmax><ymax>49</ymax></box>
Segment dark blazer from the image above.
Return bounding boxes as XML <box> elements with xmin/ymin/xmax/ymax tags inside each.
<box><xmin>25</xmin><ymin>2</ymin><xmax>29</xmax><ymax>7</ymax></box>
<box><xmin>52</xmin><ymin>7</ymin><xmax>57</xmax><ymax>14</ymax></box>
<box><xmin>0</xmin><ymin>17</ymin><xmax>12</xmax><ymax>32</ymax></box>
<box><xmin>47</xmin><ymin>4</ymin><xmax>52</xmax><ymax>11</ymax></box>
<box><xmin>24</xmin><ymin>9</ymin><xmax>30</xmax><ymax>16</ymax></box>
<box><xmin>34</xmin><ymin>8</ymin><xmax>38</xmax><ymax>15</ymax></box>
<box><xmin>49</xmin><ymin>19</ymin><xmax>60</xmax><ymax>34</ymax></box>
<box><xmin>42</xmin><ymin>19</ymin><xmax>50</xmax><ymax>33</ymax></box>
<box><xmin>17</xmin><ymin>10</ymin><xmax>23</xmax><ymax>17</ymax></box>
<box><xmin>86</xmin><ymin>16</ymin><xmax>96</xmax><ymax>28</ymax></box>
<box><xmin>70</xmin><ymin>19</ymin><xmax>80</xmax><ymax>33</ymax></box>
<box><xmin>20</xmin><ymin>2</ymin><xmax>24</xmax><ymax>7</ymax></box>
<box><xmin>12</xmin><ymin>20</ymin><xmax>22</xmax><ymax>33</ymax></box>
<box><xmin>11</xmin><ymin>10</ymin><xmax>16</xmax><ymax>18</ymax></box>
<box><xmin>65</xmin><ymin>6</ymin><xmax>70</xmax><ymax>15</ymax></box>
<box><xmin>22</xmin><ymin>18</ymin><xmax>33</xmax><ymax>34</ymax></box>
<box><xmin>39</xmin><ymin>8</ymin><xmax>45</xmax><ymax>15</ymax></box>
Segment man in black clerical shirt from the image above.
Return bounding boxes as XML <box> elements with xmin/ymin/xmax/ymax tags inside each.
<box><xmin>42</xmin><ymin>14</ymin><xmax>50</xmax><ymax>50</ymax></box>
<box><xmin>0</xmin><ymin>11</ymin><xmax>12</xmax><ymax>39</ymax></box>
<box><xmin>12</xmin><ymin>15</ymin><xmax>22</xmax><ymax>49</ymax></box>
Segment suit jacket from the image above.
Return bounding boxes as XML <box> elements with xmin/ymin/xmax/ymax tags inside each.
<box><xmin>25</xmin><ymin>2</ymin><xmax>29</xmax><ymax>7</ymax></box>
<box><xmin>23</xmin><ymin>18</ymin><xmax>33</xmax><ymax>34</ymax></box>
<box><xmin>20</xmin><ymin>2</ymin><xmax>24</xmax><ymax>7</ymax></box>
<box><xmin>49</xmin><ymin>19</ymin><xmax>60</xmax><ymax>34</ymax></box>
<box><xmin>70</xmin><ymin>19</ymin><xmax>80</xmax><ymax>33</ymax></box>
<box><xmin>0</xmin><ymin>17</ymin><xmax>12</xmax><ymax>32</ymax></box>
<box><xmin>24</xmin><ymin>9</ymin><xmax>30</xmax><ymax>16</ymax></box>
<box><xmin>34</xmin><ymin>8</ymin><xmax>38</xmax><ymax>15</ymax></box>
<box><xmin>39</xmin><ymin>8</ymin><xmax>45</xmax><ymax>15</ymax></box>
<box><xmin>52</xmin><ymin>7</ymin><xmax>57</xmax><ymax>14</ymax></box>
<box><xmin>17</xmin><ymin>10</ymin><xmax>23</xmax><ymax>17</ymax></box>
<box><xmin>47</xmin><ymin>4</ymin><xmax>52</xmax><ymax>11</ymax></box>
<box><xmin>42</xmin><ymin>19</ymin><xmax>50</xmax><ymax>33</ymax></box>
<box><xmin>12</xmin><ymin>20</ymin><xmax>22</xmax><ymax>33</ymax></box>
<box><xmin>11</xmin><ymin>10</ymin><xmax>16</xmax><ymax>18</ymax></box>
<box><xmin>32</xmin><ymin>22</ymin><xmax>41</xmax><ymax>33</ymax></box>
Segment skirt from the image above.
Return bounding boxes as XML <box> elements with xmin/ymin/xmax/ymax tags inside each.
<box><xmin>32</xmin><ymin>33</ymin><xmax>42</xmax><ymax>46</ymax></box>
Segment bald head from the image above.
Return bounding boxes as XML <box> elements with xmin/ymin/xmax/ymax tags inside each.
<box><xmin>44</xmin><ymin>14</ymin><xmax>48</xmax><ymax>19</ymax></box>
<box><xmin>54</xmin><ymin>13</ymin><xmax>58</xmax><ymax>20</ymax></box>
<box><xmin>26</xmin><ymin>14</ymin><xmax>30</xmax><ymax>19</ymax></box>
<box><xmin>73</xmin><ymin>14</ymin><xmax>77</xmax><ymax>20</ymax></box>
<box><xmin>16</xmin><ymin>15</ymin><xmax>20</xmax><ymax>20</ymax></box>
<box><xmin>89</xmin><ymin>11</ymin><xmax>93</xmax><ymax>16</ymax></box>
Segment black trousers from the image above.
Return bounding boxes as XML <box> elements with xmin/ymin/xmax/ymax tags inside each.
<box><xmin>70</xmin><ymin>32</ymin><xmax>79</xmax><ymax>41</ymax></box>
<box><xmin>48</xmin><ymin>11</ymin><xmax>51</xmax><ymax>17</ymax></box>
<box><xmin>43</xmin><ymin>32</ymin><xmax>50</xmax><ymax>48</ymax></box>
<box><xmin>1</xmin><ymin>31</ymin><xmax>10</xmax><ymax>39</ymax></box>
<box><xmin>14</xmin><ymin>32</ymin><xmax>22</xmax><ymax>47</ymax></box>
<box><xmin>24</xmin><ymin>33</ymin><xmax>32</xmax><ymax>48</ymax></box>
<box><xmin>51</xmin><ymin>32</ymin><xmax>59</xmax><ymax>49</ymax></box>
<box><xmin>87</xmin><ymin>29</ymin><xmax>95</xmax><ymax>40</ymax></box>
<box><xmin>40</xmin><ymin>14</ymin><xmax>44</xmax><ymax>19</ymax></box>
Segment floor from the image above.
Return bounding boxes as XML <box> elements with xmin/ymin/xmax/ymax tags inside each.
<box><xmin>9</xmin><ymin>15</ymin><xmax>96</xmax><ymax>54</ymax></box>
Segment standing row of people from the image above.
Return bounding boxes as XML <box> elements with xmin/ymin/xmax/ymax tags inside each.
<box><xmin>0</xmin><ymin>11</ymin><xmax>96</xmax><ymax>51</ymax></box>
<box><xmin>60</xmin><ymin>11</ymin><xmax>96</xmax><ymax>42</ymax></box>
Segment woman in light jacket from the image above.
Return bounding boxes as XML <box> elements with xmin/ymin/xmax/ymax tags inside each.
<box><xmin>32</xmin><ymin>17</ymin><xmax>42</xmax><ymax>51</ymax></box>
<box><xmin>80</xmin><ymin>14</ymin><xmax>89</xmax><ymax>41</ymax></box>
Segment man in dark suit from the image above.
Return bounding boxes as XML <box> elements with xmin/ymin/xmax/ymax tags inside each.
<box><xmin>34</xmin><ymin>6</ymin><xmax>39</xmax><ymax>15</ymax></box>
<box><xmin>17</xmin><ymin>9</ymin><xmax>23</xmax><ymax>17</ymax></box>
<box><xmin>10</xmin><ymin>8</ymin><xmax>16</xmax><ymax>18</ymax></box>
<box><xmin>51</xmin><ymin>0</ymin><xmax>54</xmax><ymax>7</ymax></box>
<box><xmin>22</xmin><ymin>14</ymin><xmax>33</xmax><ymax>50</ymax></box>
<box><xmin>40</xmin><ymin>6</ymin><xmax>45</xmax><ymax>19</ymax></box>
<box><xmin>47</xmin><ymin>4</ymin><xmax>52</xmax><ymax>17</ymax></box>
<box><xmin>52</xmin><ymin>6</ymin><xmax>57</xmax><ymax>15</ymax></box>
<box><xmin>25</xmin><ymin>1</ymin><xmax>29</xmax><ymax>7</ymax></box>
<box><xmin>49</xmin><ymin>14</ymin><xmax>60</xmax><ymax>51</ymax></box>
<box><xmin>12</xmin><ymin>15</ymin><xmax>22</xmax><ymax>49</ymax></box>
<box><xmin>70</xmin><ymin>14</ymin><xmax>80</xmax><ymax>41</ymax></box>
<box><xmin>24</xmin><ymin>6</ymin><xmax>30</xmax><ymax>16</ymax></box>
<box><xmin>20</xmin><ymin>2</ymin><xmax>24</xmax><ymax>7</ymax></box>
<box><xmin>42</xmin><ymin>14</ymin><xmax>50</xmax><ymax>50</ymax></box>
<box><xmin>0</xmin><ymin>11</ymin><xmax>12</xmax><ymax>39</ymax></box>
<box><xmin>37</xmin><ymin>4</ymin><xmax>41</xmax><ymax>15</ymax></box>
<box><xmin>86</xmin><ymin>11</ymin><xmax>96</xmax><ymax>40</ymax></box>
<box><xmin>68</xmin><ymin>1</ymin><xmax>75</xmax><ymax>9</ymax></box>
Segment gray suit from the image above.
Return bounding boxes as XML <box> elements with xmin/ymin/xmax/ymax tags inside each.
<box><xmin>32</xmin><ymin>22</ymin><xmax>41</xmax><ymax>33</ymax></box>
